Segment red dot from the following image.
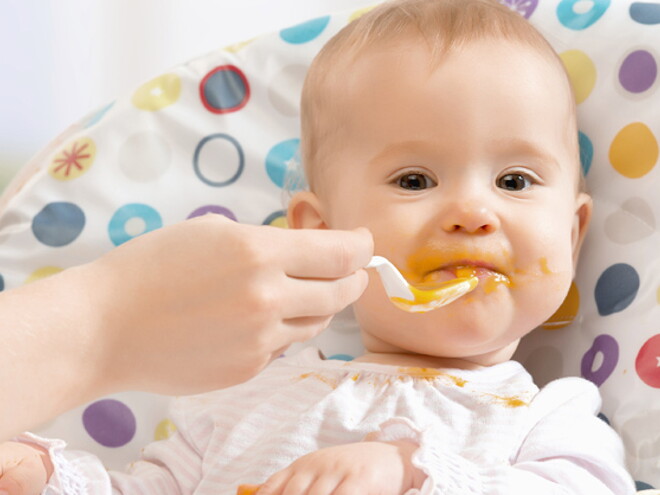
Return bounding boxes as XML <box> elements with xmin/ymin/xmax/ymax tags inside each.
<box><xmin>635</xmin><ymin>334</ymin><xmax>660</xmax><ymax>388</ymax></box>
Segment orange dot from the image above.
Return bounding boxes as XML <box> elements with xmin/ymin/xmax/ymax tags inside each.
<box><xmin>541</xmin><ymin>281</ymin><xmax>580</xmax><ymax>330</ymax></box>
<box><xmin>609</xmin><ymin>122</ymin><xmax>658</xmax><ymax>178</ymax></box>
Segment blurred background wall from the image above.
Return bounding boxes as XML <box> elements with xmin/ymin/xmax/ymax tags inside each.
<box><xmin>0</xmin><ymin>0</ymin><xmax>376</xmax><ymax>192</ymax></box>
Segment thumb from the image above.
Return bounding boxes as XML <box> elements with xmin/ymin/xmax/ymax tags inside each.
<box><xmin>0</xmin><ymin>460</ymin><xmax>48</xmax><ymax>495</ymax></box>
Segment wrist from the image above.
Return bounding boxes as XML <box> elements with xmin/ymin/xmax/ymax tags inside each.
<box><xmin>27</xmin><ymin>443</ymin><xmax>55</xmax><ymax>480</ymax></box>
<box><xmin>386</xmin><ymin>440</ymin><xmax>426</xmax><ymax>491</ymax></box>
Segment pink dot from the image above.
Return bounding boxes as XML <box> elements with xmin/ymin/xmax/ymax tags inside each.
<box><xmin>636</xmin><ymin>334</ymin><xmax>660</xmax><ymax>388</ymax></box>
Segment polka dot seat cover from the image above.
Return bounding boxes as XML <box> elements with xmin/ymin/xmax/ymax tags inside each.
<box><xmin>0</xmin><ymin>0</ymin><xmax>658</xmax><ymax>491</ymax></box>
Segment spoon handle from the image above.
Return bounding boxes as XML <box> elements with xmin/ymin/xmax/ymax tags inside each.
<box><xmin>366</xmin><ymin>256</ymin><xmax>415</xmax><ymax>301</ymax></box>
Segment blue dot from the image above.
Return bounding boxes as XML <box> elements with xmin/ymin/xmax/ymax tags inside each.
<box><xmin>32</xmin><ymin>202</ymin><xmax>85</xmax><ymax>247</ymax></box>
<box><xmin>636</xmin><ymin>480</ymin><xmax>655</xmax><ymax>490</ymax></box>
<box><xmin>84</xmin><ymin>102</ymin><xmax>114</xmax><ymax>128</ymax></box>
<box><xmin>630</xmin><ymin>2</ymin><xmax>660</xmax><ymax>25</ymax></box>
<box><xmin>266</xmin><ymin>139</ymin><xmax>300</xmax><ymax>188</ymax></box>
<box><xmin>578</xmin><ymin>131</ymin><xmax>593</xmax><ymax>176</ymax></box>
<box><xmin>328</xmin><ymin>354</ymin><xmax>354</xmax><ymax>361</ymax></box>
<box><xmin>200</xmin><ymin>65</ymin><xmax>250</xmax><ymax>114</ymax></box>
<box><xmin>557</xmin><ymin>0</ymin><xmax>611</xmax><ymax>30</ymax></box>
<box><xmin>108</xmin><ymin>204</ymin><xmax>162</xmax><ymax>246</ymax></box>
<box><xmin>594</xmin><ymin>263</ymin><xmax>640</xmax><ymax>316</ymax></box>
<box><xmin>193</xmin><ymin>133</ymin><xmax>245</xmax><ymax>187</ymax></box>
<box><xmin>0</xmin><ymin>274</ymin><xmax>4</xmax><ymax>291</ymax></box>
<box><xmin>597</xmin><ymin>412</ymin><xmax>610</xmax><ymax>424</ymax></box>
<box><xmin>280</xmin><ymin>16</ymin><xmax>331</xmax><ymax>44</ymax></box>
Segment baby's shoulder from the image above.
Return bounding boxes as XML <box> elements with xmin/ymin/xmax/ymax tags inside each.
<box><xmin>524</xmin><ymin>376</ymin><xmax>602</xmax><ymax>427</ymax></box>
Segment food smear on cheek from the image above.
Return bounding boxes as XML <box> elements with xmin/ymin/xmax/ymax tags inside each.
<box><xmin>539</xmin><ymin>257</ymin><xmax>553</xmax><ymax>275</ymax></box>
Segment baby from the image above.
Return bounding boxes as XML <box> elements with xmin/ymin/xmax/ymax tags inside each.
<box><xmin>0</xmin><ymin>0</ymin><xmax>636</xmax><ymax>494</ymax></box>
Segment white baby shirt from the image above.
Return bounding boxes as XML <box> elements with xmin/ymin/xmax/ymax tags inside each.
<box><xmin>33</xmin><ymin>347</ymin><xmax>635</xmax><ymax>494</ymax></box>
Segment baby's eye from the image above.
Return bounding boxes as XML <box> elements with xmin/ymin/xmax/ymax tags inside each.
<box><xmin>496</xmin><ymin>173</ymin><xmax>533</xmax><ymax>191</ymax></box>
<box><xmin>396</xmin><ymin>173</ymin><xmax>437</xmax><ymax>191</ymax></box>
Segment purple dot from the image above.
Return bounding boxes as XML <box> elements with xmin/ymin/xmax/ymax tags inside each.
<box><xmin>581</xmin><ymin>334</ymin><xmax>619</xmax><ymax>387</ymax></box>
<box><xmin>187</xmin><ymin>205</ymin><xmax>237</xmax><ymax>221</ymax></box>
<box><xmin>619</xmin><ymin>50</ymin><xmax>657</xmax><ymax>93</ymax></box>
<box><xmin>83</xmin><ymin>399</ymin><xmax>136</xmax><ymax>447</ymax></box>
<box><xmin>500</xmin><ymin>0</ymin><xmax>538</xmax><ymax>19</ymax></box>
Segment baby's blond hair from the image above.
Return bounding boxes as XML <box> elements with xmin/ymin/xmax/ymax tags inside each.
<box><xmin>300</xmin><ymin>0</ymin><xmax>580</xmax><ymax>191</ymax></box>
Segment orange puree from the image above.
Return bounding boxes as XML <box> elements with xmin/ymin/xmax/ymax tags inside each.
<box><xmin>398</xmin><ymin>367</ymin><xmax>467</xmax><ymax>387</ymax></box>
<box><xmin>539</xmin><ymin>257</ymin><xmax>553</xmax><ymax>274</ymax></box>
<box><xmin>390</xmin><ymin>276</ymin><xmax>478</xmax><ymax>313</ymax></box>
<box><xmin>236</xmin><ymin>484</ymin><xmax>261</xmax><ymax>495</ymax></box>
<box><xmin>455</xmin><ymin>266</ymin><xmax>511</xmax><ymax>294</ymax></box>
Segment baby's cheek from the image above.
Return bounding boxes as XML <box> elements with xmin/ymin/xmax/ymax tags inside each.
<box><xmin>513</xmin><ymin>256</ymin><xmax>574</xmax><ymax>324</ymax></box>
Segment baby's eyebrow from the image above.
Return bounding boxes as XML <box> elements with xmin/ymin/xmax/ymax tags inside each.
<box><xmin>489</xmin><ymin>137</ymin><xmax>561</xmax><ymax>170</ymax></box>
<box><xmin>368</xmin><ymin>139</ymin><xmax>438</xmax><ymax>165</ymax></box>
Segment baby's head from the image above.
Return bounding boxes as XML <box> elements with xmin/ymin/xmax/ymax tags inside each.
<box><xmin>288</xmin><ymin>0</ymin><xmax>592</xmax><ymax>366</ymax></box>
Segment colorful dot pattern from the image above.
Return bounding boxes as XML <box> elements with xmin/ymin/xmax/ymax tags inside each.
<box><xmin>0</xmin><ymin>0</ymin><xmax>656</xmax><ymax>489</ymax></box>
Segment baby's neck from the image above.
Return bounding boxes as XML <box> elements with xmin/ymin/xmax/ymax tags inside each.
<box><xmin>352</xmin><ymin>352</ymin><xmax>487</xmax><ymax>371</ymax></box>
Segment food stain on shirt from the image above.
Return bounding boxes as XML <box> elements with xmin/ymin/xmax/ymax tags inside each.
<box><xmin>484</xmin><ymin>393</ymin><xmax>529</xmax><ymax>408</ymax></box>
<box><xmin>398</xmin><ymin>367</ymin><xmax>467</xmax><ymax>387</ymax></box>
<box><xmin>297</xmin><ymin>372</ymin><xmax>338</xmax><ymax>389</ymax></box>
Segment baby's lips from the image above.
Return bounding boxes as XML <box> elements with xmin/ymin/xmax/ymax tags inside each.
<box><xmin>236</xmin><ymin>484</ymin><xmax>261</xmax><ymax>495</ymax></box>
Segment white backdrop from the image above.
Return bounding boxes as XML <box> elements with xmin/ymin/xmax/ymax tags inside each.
<box><xmin>0</xmin><ymin>0</ymin><xmax>376</xmax><ymax>188</ymax></box>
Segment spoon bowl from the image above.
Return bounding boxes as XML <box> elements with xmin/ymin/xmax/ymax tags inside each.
<box><xmin>366</xmin><ymin>256</ymin><xmax>478</xmax><ymax>313</ymax></box>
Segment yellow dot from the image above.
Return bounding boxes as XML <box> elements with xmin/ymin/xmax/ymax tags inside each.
<box><xmin>49</xmin><ymin>137</ymin><xmax>96</xmax><ymax>181</ymax></box>
<box><xmin>559</xmin><ymin>50</ymin><xmax>596</xmax><ymax>104</ymax></box>
<box><xmin>25</xmin><ymin>266</ymin><xmax>63</xmax><ymax>284</ymax></box>
<box><xmin>349</xmin><ymin>5</ymin><xmax>379</xmax><ymax>22</ymax></box>
<box><xmin>269</xmin><ymin>215</ymin><xmax>288</xmax><ymax>229</ymax></box>
<box><xmin>609</xmin><ymin>122</ymin><xmax>658</xmax><ymax>179</ymax></box>
<box><xmin>224</xmin><ymin>38</ymin><xmax>256</xmax><ymax>53</ymax></box>
<box><xmin>656</xmin><ymin>286</ymin><xmax>660</xmax><ymax>304</ymax></box>
<box><xmin>541</xmin><ymin>281</ymin><xmax>579</xmax><ymax>330</ymax></box>
<box><xmin>154</xmin><ymin>418</ymin><xmax>177</xmax><ymax>441</ymax></box>
<box><xmin>132</xmin><ymin>73</ymin><xmax>181</xmax><ymax>111</ymax></box>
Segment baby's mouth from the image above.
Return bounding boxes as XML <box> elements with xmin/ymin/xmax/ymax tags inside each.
<box><xmin>418</xmin><ymin>262</ymin><xmax>511</xmax><ymax>290</ymax></box>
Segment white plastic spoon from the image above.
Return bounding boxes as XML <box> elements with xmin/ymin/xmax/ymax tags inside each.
<box><xmin>366</xmin><ymin>255</ymin><xmax>479</xmax><ymax>313</ymax></box>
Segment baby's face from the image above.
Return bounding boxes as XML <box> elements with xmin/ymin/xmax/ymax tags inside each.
<box><xmin>291</xmin><ymin>38</ymin><xmax>591</xmax><ymax>365</ymax></box>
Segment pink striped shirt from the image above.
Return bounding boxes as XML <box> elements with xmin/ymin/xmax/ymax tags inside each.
<box><xmin>30</xmin><ymin>347</ymin><xmax>634</xmax><ymax>494</ymax></box>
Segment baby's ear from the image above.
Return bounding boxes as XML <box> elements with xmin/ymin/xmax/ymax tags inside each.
<box><xmin>571</xmin><ymin>192</ymin><xmax>593</xmax><ymax>267</ymax></box>
<box><xmin>287</xmin><ymin>191</ymin><xmax>328</xmax><ymax>230</ymax></box>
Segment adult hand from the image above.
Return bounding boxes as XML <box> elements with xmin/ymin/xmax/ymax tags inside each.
<box><xmin>90</xmin><ymin>215</ymin><xmax>373</xmax><ymax>395</ymax></box>
<box><xmin>0</xmin><ymin>215</ymin><xmax>372</xmax><ymax>440</ymax></box>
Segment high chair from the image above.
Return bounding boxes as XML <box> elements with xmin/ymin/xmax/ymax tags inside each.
<box><xmin>0</xmin><ymin>0</ymin><xmax>657</xmax><ymax>491</ymax></box>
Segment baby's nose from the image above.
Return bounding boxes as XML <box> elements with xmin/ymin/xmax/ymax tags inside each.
<box><xmin>441</xmin><ymin>201</ymin><xmax>500</xmax><ymax>234</ymax></box>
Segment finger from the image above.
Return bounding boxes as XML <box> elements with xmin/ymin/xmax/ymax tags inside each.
<box><xmin>258</xmin><ymin>469</ymin><xmax>291</xmax><ymax>495</ymax></box>
<box><xmin>277</xmin><ymin>315</ymin><xmax>333</xmax><ymax>347</ymax></box>
<box><xmin>0</xmin><ymin>461</ymin><xmax>48</xmax><ymax>495</ymax></box>
<box><xmin>281</xmin><ymin>270</ymin><xmax>369</xmax><ymax>319</ymax></box>
<box><xmin>307</xmin><ymin>474</ymin><xmax>344</xmax><ymax>495</ymax></box>
<box><xmin>280</xmin><ymin>228</ymin><xmax>373</xmax><ymax>279</ymax></box>
<box><xmin>281</xmin><ymin>473</ymin><xmax>316</xmax><ymax>495</ymax></box>
<box><xmin>332</xmin><ymin>476</ymin><xmax>366</xmax><ymax>495</ymax></box>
